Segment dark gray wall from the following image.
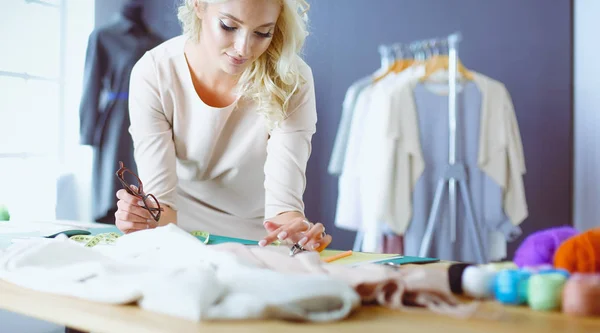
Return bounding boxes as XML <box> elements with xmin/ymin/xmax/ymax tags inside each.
<box><xmin>97</xmin><ymin>0</ymin><xmax>574</xmax><ymax>258</ymax></box>
<box><xmin>301</xmin><ymin>0</ymin><xmax>573</xmax><ymax>257</ymax></box>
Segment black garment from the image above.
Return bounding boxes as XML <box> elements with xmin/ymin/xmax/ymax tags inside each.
<box><xmin>79</xmin><ymin>13</ymin><xmax>163</xmax><ymax>223</ymax></box>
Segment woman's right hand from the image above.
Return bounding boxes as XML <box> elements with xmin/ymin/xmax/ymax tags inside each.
<box><xmin>115</xmin><ymin>185</ymin><xmax>156</xmax><ymax>233</ymax></box>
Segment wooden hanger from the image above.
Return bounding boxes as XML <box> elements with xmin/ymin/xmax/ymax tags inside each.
<box><xmin>420</xmin><ymin>55</ymin><xmax>474</xmax><ymax>82</ymax></box>
<box><xmin>372</xmin><ymin>59</ymin><xmax>416</xmax><ymax>83</ymax></box>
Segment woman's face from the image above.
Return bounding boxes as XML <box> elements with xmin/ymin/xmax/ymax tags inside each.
<box><xmin>197</xmin><ymin>0</ymin><xmax>281</xmax><ymax>75</ymax></box>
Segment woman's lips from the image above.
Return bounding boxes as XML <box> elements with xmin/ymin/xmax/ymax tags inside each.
<box><xmin>227</xmin><ymin>54</ymin><xmax>247</xmax><ymax>65</ymax></box>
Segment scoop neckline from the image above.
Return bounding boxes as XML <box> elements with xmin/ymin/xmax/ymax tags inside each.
<box><xmin>180</xmin><ymin>36</ymin><xmax>240</xmax><ymax>111</ymax></box>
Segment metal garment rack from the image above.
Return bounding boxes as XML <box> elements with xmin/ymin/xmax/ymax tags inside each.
<box><xmin>417</xmin><ymin>32</ymin><xmax>487</xmax><ymax>264</ymax></box>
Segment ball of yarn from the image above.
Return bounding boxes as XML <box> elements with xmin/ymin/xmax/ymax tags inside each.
<box><xmin>528</xmin><ymin>273</ymin><xmax>567</xmax><ymax>311</ymax></box>
<box><xmin>554</xmin><ymin>228</ymin><xmax>600</xmax><ymax>274</ymax></box>
<box><xmin>514</xmin><ymin>226</ymin><xmax>578</xmax><ymax>268</ymax></box>
<box><xmin>493</xmin><ymin>269</ymin><xmax>531</xmax><ymax>305</ymax></box>
<box><xmin>562</xmin><ymin>273</ymin><xmax>600</xmax><ymax>316</ymax></box>
<box><xmin>462</xmin><ymin>266</ymin><xmax>496</xmax><ymax>299</ymax></box>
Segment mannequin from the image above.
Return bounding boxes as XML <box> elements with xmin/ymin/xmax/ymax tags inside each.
<box><xmin>78</xmin><ymin>1</ymin><xmax>163</xmax><ymax>224</ymax></box>
<box><xmin>121</xmin><ymin>0</ymin><xmax>148</xmax><ymax>33</ymax></box>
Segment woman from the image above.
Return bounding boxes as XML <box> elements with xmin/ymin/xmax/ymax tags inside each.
<box><xmin>114</xmin><ymin>0</ymin><xmax>332</xmax><ymax>252</ymax></box>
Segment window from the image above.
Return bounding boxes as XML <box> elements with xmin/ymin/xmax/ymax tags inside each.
<box><xmin>0</xmin><ymin>0</ymin><xmax>94</xmax><ymax>221</ymax></box>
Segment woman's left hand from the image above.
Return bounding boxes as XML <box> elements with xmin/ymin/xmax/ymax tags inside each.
<box><xmin>259</xmin><ymin>215</ymin><xmax>332</xmax><ymax>252</ymax></box>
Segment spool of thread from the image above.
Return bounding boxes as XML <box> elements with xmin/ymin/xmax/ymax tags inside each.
<box><xmin>493</xmin><ymin>269</ymin><xmax>531</xmax><ymax>305</ymax></box>
<box><xmin>514</xmin><ymin>226</ymin><xmax>578</xmax><ymax>268</ymax></box>
<box><xmin>462</xmin><ymin>266</ymin><xmax>497</xmax><ymax>299</ymax></box>
<box><xmin>527</xmin><ymin>273</ymin><xmax>567</xmax><ymax>311</ymax></box>
<box><xmin>554</xmin><ymin>228</ymin><xmax>600</xmax><ymax>274</ymax></box>
<box><xmin>562</xmin><ymin>273</ymin><xmax>600</xmax><ymax>317</ymax></box>
<box><xmin>448</xmin><ymin>263</ymin><xmax>472</xmax><ymax>294</ymax></box>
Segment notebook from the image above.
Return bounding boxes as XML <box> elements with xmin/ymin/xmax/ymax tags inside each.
<box><xmin>319</xmin><ymin>249</ymin><xmax>439</xmax><ymax>266</ymax></box>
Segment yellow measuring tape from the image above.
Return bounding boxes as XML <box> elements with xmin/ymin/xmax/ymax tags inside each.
<box><xmin>69</xmin><ymin>230</ymin><xmax>282</xmax><ymax>247</ymax></box>
<box><xmin>69</xmin><ymin>231</ymin><xmax>221</xmax><ymax>247</ymax></box>
<box><xmin>69</xmin><ymin>232</ymin><xmax>122</xmax><ymax>247</ymax></box>
<box><xmin>189</xmin><ymin>231</ymin><xmax>210</xmax><ymax>244</ymax></box>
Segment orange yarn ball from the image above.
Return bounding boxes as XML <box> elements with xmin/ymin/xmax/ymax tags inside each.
<box><xmin>554</xmin><ymin>228</ymin><xmax>600</xmax><ymax>274</ymax></box>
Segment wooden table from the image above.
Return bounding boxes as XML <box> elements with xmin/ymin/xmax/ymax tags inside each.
<box><xmin>1</xmin><ymin>221</ymin><xmax>598</xmax><ymax>332</ymax></box>
<box><xmin>2</xmin><ymin>278</ymin><xmax>600</xmax><ymax>333</ymax></box>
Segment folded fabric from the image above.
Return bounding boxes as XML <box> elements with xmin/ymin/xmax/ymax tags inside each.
<box><xmin>0</xmin><ymin>224</ymin><xmax>359</xmax><ymax>322</ymax></box>
<box><xmin>0</xmin><ymin>224</ymin><xmax>485</xmax><ymax>321</ymax></box>
<box><xmin>210</xmin><ymin>243</ymin><xmax>482</xmax><ymax>318</ymax></box>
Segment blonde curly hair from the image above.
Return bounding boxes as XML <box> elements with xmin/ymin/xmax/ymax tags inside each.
<box><xmin>177</xmin><ymin>0</ymin><xmax>310</xmax><ymax>130</ymax></box>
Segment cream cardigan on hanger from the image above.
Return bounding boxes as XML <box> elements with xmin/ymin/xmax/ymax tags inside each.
<box><xmin>381</xmin><ymin>72</ymin><xmax>528</xmax><ymax>236</ymax></box>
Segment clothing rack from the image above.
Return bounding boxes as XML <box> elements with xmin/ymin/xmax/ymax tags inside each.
<box><xmin>416</xmin><ymin>33</ymin><xmax>487</xmax><ymax>264</ymax></box>
<box><xmin>353</xmin><ymin>33</ymin><xmax>487</xmax><ymax>264</ymax></box>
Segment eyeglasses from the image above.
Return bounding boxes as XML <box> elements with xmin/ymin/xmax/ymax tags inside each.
<box><xmin>115</xmin><ymin>161</ymin><xmax>163</xmax><ymax>223</ymax></box>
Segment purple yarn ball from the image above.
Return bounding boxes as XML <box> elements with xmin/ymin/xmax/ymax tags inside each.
<box><xmin>513</xmin><ymin>226</ymin><xmax>578</xmax><ymax>268</ymax></box>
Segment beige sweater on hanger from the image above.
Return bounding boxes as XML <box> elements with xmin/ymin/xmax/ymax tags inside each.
<box><xmin>382</xmin><ymin>72</ymin><xmax>528</xmax><ymax>236</ymax></box>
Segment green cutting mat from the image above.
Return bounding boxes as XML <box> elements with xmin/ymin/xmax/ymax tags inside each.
<box><xmin>81</xmin><ymin>227</ymin><xmax>441</xmax><ymax>266</ymax></box>
<box><xmin>375</xmin><ymin>255</ymin><xmax>440</xmax><ymax>265</ymax></box>
<box><xmin>194</xmin><ymin>233</ymin><xmax>262</xmax><ymax>245</ymax></box>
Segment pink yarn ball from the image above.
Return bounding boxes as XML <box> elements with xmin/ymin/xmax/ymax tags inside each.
<box><xmin>562</xmin><ymin>273</ymin><xmax>600</xmax><ymax>316</ymax></box>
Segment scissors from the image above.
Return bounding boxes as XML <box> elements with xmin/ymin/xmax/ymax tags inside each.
<box><xmin>288</xmin><ymin>219</ymin><xmax>328</xmax><ymax>256</ymax></box>
<box><xmin>289</xmin><ymin>243</ymin><xmax>307</xmax><ymax>257</ymax></box>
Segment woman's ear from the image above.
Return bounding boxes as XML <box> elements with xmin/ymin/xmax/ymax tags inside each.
<box><xmin>193</xmin><ymin>0</ymin><xmax>206</xmax><ymax>20</ymax></box>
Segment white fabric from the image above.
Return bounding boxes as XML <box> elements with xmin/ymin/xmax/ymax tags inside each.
<box><xmin>333</xmin><ymin>86</ymin><xmax>373</xmax><ymax>233</ymax></box>
<box><xmin>358</xmin><ymin>66</ymin><xmax>426</xmax><ymax>252</ymax></box>
<box><xmin>329</xmin><ymin>67</ymin><xmax>392</xmax><ymax>176</ymax></box>
<box><xmin>0</xmin><ymin>224</ymin><xmax>360</xmax><ymax>322</ymax></box>
<box><xmin>334</xmin><ymin>67</ymin><xmax>425</xmax><ymax>252</ymax></box>
<box><xmin>328</xmin><ymin>75</ymin><xmax>373</xmax><ymax>175</ymax></box>
<box><xmin>128</xmin><ymin>35</ymin><xmax>317</xmax><ymax>240</ymax></box>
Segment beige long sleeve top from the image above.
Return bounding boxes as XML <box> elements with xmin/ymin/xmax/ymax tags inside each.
<box><xmin>127</xmin><ymin>36</ymin><xmax>316</xmax><ymax>240</ymax></box>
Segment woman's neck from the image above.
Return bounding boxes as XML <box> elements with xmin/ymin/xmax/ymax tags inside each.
<box><xmin>184</xmin><ymin>40</ymin><xmax>239</xmax><ymax>107</ymax></box>
<box><xmin>185</xmin><ymin>40</ymin><xmax>238</xmax><ymax>93</ymax></box>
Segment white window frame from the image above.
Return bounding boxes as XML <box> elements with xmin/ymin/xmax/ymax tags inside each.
<box><xmin>0</xmin><ymin>0</ymin><xmax>95</xmax><ymax>222</ymax></box>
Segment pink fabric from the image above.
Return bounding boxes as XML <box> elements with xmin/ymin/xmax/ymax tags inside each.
<box><xmin>210</xmin><ymin>243</ymin><xmax>487</xmax><ymax>318</ymax></box>
<box><xmin>382</xmin><ymin>234</ymin><xmax>404</xmax><ymax>254</ymax></box>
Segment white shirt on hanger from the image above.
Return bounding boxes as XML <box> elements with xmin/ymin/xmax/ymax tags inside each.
<box><xmin>335</xmin><ymin>65</ymin><xmax>424</xmax><ymax>252</ymax></box>
<box><xmin>357</xmin><ymin>65</ymin><xmax>426</xmax><ymax>252</ymax></box>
